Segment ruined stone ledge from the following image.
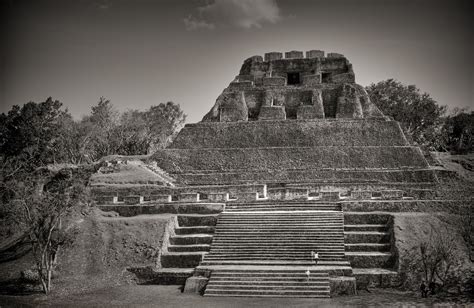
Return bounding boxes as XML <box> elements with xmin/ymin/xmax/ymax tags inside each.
<box><xmin>330</xmin><ymin>277</ymin><xmax>357</xmax><ymax>296</ymax></box>
<box><xmin>172</xmin><ymin>169</ymin><xmax>437</xmax><ymax>186</ymax></box>
<box><xmin>170</xmin><ymin>120</ymin><xmax>409</xmax><ymax>148</ymax></box>
<box><xmin>128</xmin><ymin>267</ymin><xmax>194</xmax><ymax>285</ymax></box>
<box><xmin>353</xmin><ymin>268</ymin><xmax>400</xmax><ymax>289</ymax></box>
<box><xmin>98</xmin><ymin>203</ymin><xmax>224</xmax><ymax>217</ymax></box>
<box><xmin>154</xmin><ymin>147</ymin><xmax>429</xmax><ymax>174</ymax></box>
<box><xmin>341</xmin><ymin>200</ymin><xmax>473</xmax><ymax>214</ymax></box>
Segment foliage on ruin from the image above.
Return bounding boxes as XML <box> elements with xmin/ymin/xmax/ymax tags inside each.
<box><xmin>0</xmin><ymin>97</ymin><xmax>186</xmax><ymax>168</ymax></box>
<box><xmin>366</xmin><ymin>79</ymin><xmax>446</xmax><ymax>149</ymax></box>
<box><xmin>441</xmin><ymin>109</ymin><xmax>474</xmax><ymax>154</ymax></box>
<box><xmin>366</xmin><ymin>79</ymin><xmax>473</xmax><ymax>153</ymax></box>
<box><xmin>78</xmin><ymin>98</ymin><xmax>186</xmax><ymax>161</ymax></box>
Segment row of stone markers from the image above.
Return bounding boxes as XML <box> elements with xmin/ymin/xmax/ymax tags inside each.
<box><xmin>93</xmin><ymin>187</ymin><xmax>412</xmax><ymax>205</ymax></box>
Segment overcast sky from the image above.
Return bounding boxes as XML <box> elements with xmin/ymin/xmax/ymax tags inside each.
<box><xmin>1</xmin><ymin>0</ymin><xmax>473</xmax><ymax>123</ymax></box>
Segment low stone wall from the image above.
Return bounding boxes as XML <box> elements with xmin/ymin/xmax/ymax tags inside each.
<box><xmin>342</xmin><ymin>200</ymin><xmax>473</xmax><ymax>214</ymax></box>
<box><xmin>98</xmin><ymin>203</ymin><xmax>224</xmax><ymax>216</ymax></box>
<box><xmin>93</xmin><ymin>185</ymin><xmax>446</xmax><ymax>206</ymax></box>
<box><xmin>268</xmin><ymin>188</ymin><xmax>309</xmax><ymax>200</ymax></box>
<box><xmin>91</xmin><ymin>183</ymin><xmax>267</xmax><ymax>199</ymax></box>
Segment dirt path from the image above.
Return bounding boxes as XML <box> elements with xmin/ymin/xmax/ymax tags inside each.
<box><xmin>1</xmin><ymin>285</ymin><xmax>470</xmax><ymax>307</ymax></box>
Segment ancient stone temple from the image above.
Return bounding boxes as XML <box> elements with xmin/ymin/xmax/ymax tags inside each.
<box><xmin>91</xmin><ymin>50</ymin><xmax>452</xmax><ymax>297</ymax></box>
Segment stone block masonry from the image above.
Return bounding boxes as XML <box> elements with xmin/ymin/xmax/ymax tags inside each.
<box><xmin>306</xmin><ymin>50</ymin><xmax>325</xmax><ymax>58</ymax></box>
<box><xmin>264</xmin><ymin>52</ymin><xmax>283</xmax><ymax>61</ymax></box>
<box><xmin>258</xmin><ymin>106</ymin><xmax>286</xmax><ymax>120</ymax></box>
<box><xmin>285</xmin><ymin>50</ymin><xmax>304</xmax><ymax>59</ymax></box>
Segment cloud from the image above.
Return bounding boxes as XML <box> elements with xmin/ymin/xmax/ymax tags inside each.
<box><xmin>184</xmin><ymin>0</ymin><xmax>281</xmax><ymax>31</ymax></box>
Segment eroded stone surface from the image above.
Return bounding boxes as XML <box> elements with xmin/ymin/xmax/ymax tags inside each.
<box><xmin>202</xmin><ymin>50</ymin><xmax>384</xmax><ymax>122</ymax></box>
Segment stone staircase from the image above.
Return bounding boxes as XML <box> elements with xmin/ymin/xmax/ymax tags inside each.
<box><xmin>202</xmin><ymin>209</ymin><xmax>346</xmax><ymax>264</ymax></box>
<box><xmin>205</xmin><ymin>268</ymin><xmax>330</xmax><ymax>298</ymax></box>
<box><xmin>200</xmin><ymin>203</ymin><xmax>350</xmax><ymax>297</ymax></box>
<box><xmin>156</xmin><ymin>214</ymin><xmax>217</xmax><ymax>283</ymax></box>
<box><xmin>225</xmin><ymin>201</ymin><xmax>341</xmax><ymax>212</ymax></box>
<box><xmin>344</xmin><ymin>213</ymin><xmax>398</xmax><ymax>288</ymax></box>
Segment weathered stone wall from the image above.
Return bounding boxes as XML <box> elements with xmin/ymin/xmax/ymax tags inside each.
<box><xmin>202</xmin><ymin>50</ymin><xmax>380</xmax><ymax>122</ymax></box>
<box><xmin>153</xmin><ymin>147</ymin><xmax>429</xmax><ymax>173</ymax></box>
<box><xmin>169</xmin><ymin>120</ymin><xmax>409</xmax><ymax>148</ymax></box>
<box><xmin>170</xmin><ymin>169</ymin><xmax>437</xmax><ymax>186</ymax></box>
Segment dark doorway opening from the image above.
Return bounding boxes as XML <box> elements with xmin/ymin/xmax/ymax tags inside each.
<box><xmin>287</xmin><ymin>72</ymin><xmax>301</xmax><ymax>85</ymax></box>
<box><xmin>321</xmin><ymin>72</ymin><xmax>331</xmax><ymax>83</ymax></box>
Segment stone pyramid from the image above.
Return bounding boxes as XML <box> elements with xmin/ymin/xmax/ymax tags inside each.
<box><xmin>153</xmin><ymin>50</ymin><xmax>435</xmax><ymax>189</ymax></box>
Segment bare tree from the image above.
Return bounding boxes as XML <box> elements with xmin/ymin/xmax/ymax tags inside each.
<box><xmin>418</xmin><ymin>222</ymin><xmax>459</xmax><ymax>292</ymax></box>
<box><xmin>9</xmin><ymin>169</ymin><xmax>87</xmax><ymax>294</ymax></box>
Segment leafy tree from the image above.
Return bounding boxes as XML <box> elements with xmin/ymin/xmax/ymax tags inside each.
<box><xmin>0</xmin><ymin>98</ymin><xmax>71</xmax><ymax>173</ymax></box>
<box><xmin>442</xmin><ymin>109</ymin><xmax>473</xmax><ymax>153</ymax></box>
<box><xmin>145</xmin><ymin>101</ymin><xmax>186</xmax><ymax>152</ymax></box>
<box><xmin>79</xmin><ymin>97</ymin><xmax>120</xmax><ymax>161</ymax></box>
<box><xmin>366</xmin><ymin>79</ymin><xmax>446</xmax><ymax>149</ymax></box>
<box><xmin>77</xmin><ymin>99</ymin><xmax>186</xmax><ymax>159</ymax></box>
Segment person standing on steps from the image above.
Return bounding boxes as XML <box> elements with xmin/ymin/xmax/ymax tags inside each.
<box><xmin>305</xmin><ymin>269</ymin><xmax>311</xmax><ymax>281</ymax></box>
<box><xmin>313</xmin><ymin>251</ymin><xmax>319</xmax><ymax>264</ymax></box>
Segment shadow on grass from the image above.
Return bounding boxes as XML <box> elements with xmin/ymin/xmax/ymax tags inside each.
<box><xmin>0</xmin><ymin>278</ymin><xmax>43</xmax><ymax>296</ymax></box>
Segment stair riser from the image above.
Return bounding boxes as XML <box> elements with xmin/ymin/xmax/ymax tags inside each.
<box><xmin>344</xmin><ymin>225</ymin><xmax>387</xmax><ymax>232</ymax></box>
<box><xmin>344</xmin><ymin>214</ymin><xmax>391</xmax><ymax>225</ymax></box>
<box><xmin>160</xmin><ymin>254</ymin><xmax>203</xmax><ymax>268</ymax></box>
<box><xmin>168</xmin><ymin>245</ymin><xmax>210</xmax><ymax>252</ymax></box>
<box><xmin>344</xmin><ymin>233</ymin><xmax>390</xmax><ymax>243</ymax></box>
<box><xmin>170</xmin><ymin>237</ymin><xmax>213</xmax><ymax>245</ymax></box>
<box><xmin>178</xmin><ymin>215</ymin><xmax>218</xmax><ymax>227</ymax></box>
<box><xmin>175</xmin><ymin>227</ymin><xmax>215</xmax><ymax>235</ymax></box>
<box><xmin>345</xmin><ymin>244</ymin><xmax>390</xmax><ymax>252</ymax></box>
<box><xmin>347</xmin><ymin>254</ymin><xmax>395</xmax><ymax>268</ymax></box>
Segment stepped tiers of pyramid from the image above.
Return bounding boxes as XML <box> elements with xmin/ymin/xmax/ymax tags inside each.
<box><xmin>91</xmin><ymin>50</ymin><xmax>472</xmax><ymax>298</ymax></box>
<box><xmin>150</xmin><ymin>50</ymin><xmax>434</xmax><ymax>187</ymax></box>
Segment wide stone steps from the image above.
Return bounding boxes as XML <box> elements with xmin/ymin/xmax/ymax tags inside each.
<box><xmin>209</xmin><ymin>246</ymin><xmax>344</xmax><ymax>251</ymax></box>
<box><xmin>226</xmin><ymin>206</ymin><xmax>341</xmax><ymax>212</ymax></box>
<box><xmin>203</xmin><ymin>211</ymin><xmax>346</xmax><ymax>265</ymax></box>
<box><xmin>204</xmin><ymin>269</ymin><xmax>330</xmax><ymax>298</ymax></box>
<box><xmin>216</xmin><ymin>220</ymin><xmax>344</xmax><ymax>223</ymax></box>
<box><xmin>200</xmin><ymin>260</ymin><xmax>350</xmax><ymax>266</ymax></box>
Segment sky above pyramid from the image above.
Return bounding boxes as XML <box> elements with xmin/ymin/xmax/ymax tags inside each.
<box><xmin>1</xmin><ymin>0</ymin><xmax>472</xmax><ymax>123</ymax></box>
